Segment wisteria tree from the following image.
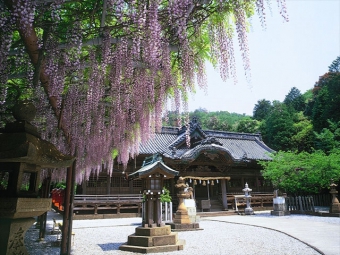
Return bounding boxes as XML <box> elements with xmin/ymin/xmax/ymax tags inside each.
<box><xmin>0</xmin><ymin>0</ymin><xmax>288</xmax><ymax>182</ymax></box>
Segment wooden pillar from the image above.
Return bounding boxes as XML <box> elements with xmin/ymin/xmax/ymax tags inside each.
<box><xmin>129</xmin><ymin>177</ymin><xmax>133</xmax><ymax>193</ymax></box>
<box><xmin>221</xmin><ymin>179</ymin><xmax>228</xmax><ymax>210</ymax></box>
<box><xmin>170</xmin><ymin>179</ymin><xmax>175</xmax><ymax>197</ymax></box>
<box><xmin>39</xmin><ymin>171</ymin><xmax>51</xmax><ymax>240</ymax></box>
<box><xmin>106</xmin><ymin>174</ymin><xmax>111</xmax><ymax>194</ymax></box>
<box><xmin>82</xmin><ymin>175</ymin><xmax>87</xmax><ymax>195</ymax></box>
<box><xmin>61</xmin><ymin>159</ymin><xmax>76</xmax><ymax>255</ymax></box>
<box><xmin>147</xmin><ymin>196</ymin><xmax>153</xmax><ymax>226</ymax></box>
<box><xmin>61</xmin><ymin>166</ymin><xmax>72</xmax><ymax>255</ymax></box>
<box><xmin>155</xmin><ymin>194</ymin><xmax>162</xmax><ymax>226</ymax></box>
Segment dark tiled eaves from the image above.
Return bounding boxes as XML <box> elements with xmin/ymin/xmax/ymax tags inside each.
<box><xmin>215</xmin><ymin>137</ymin><xmax>273</xmax><ymax>160</ymax></box>
<box><xmin>139</xmin><ymin>134</ymin><xmax>177</xmax><ymax>155</ymax></box>
<box><xmin>204</xmin><ymin>130</ymin><xmax>262</xmax><ymax>141</ymax></box>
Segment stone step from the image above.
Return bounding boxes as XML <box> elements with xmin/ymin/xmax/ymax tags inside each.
<box><xmin>119</xmin><ymin>239</ymin><xmax>185</xmax><ymax>253</ymax></box>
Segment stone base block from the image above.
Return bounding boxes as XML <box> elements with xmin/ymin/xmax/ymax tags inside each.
<box><xmin>128</xmin><ymin>232</ymin><xmax>178</xmax><ymax>247</ymax></box>
<box><xmin>271</xmin><ymin>210</ymin><xmax>290</xmax><ymax>216</ymax></box>
<box><xmin>330</xmin><ymin>203</ymin><xmax>340</xmax><ymax>213</ymax></box>
<box><xmin>119</xmin><ymin>226</ymin><xmax>185</xmax><ymax>254</ymax></box>
<box><xmin>173</xmin><ymin>218</ymin><xmax>191</xmax><ymax>224</ymax></box>
<box><xmin>0</xmin><ymin>217</ymin><xmax>35</xmax><ymax>255</ymax></box>
<box><xmin>244</xmin><ymin>208</ymin><xmax>254</xmax><ymax>215</ymax></box>
<box><xmin>188</xmin><ymin>215</ymin><xmax>200</xmax><ymax>223</ymax></box>
<box><xmin>119</xmin><ymin>239</ymin><xmax>185</xmax><ymax>254</ymax></box>
<box><xmin>135</xmin><ymin>225</ymin><xmax>171</xmax><ymax>237</ymax></box>
<box><xmin>166</xmin><ymin>222</ymin><xmax>202</xmax><ymax>231</ymax></box>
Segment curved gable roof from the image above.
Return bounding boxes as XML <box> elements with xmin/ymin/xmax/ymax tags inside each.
<box><xmin>138</xmin><ymin>121</ymin><xmax>274</xmax><ymax>162</ymax></box>
<box><xmin>169</xmin><ymin>120</ymin><xmax>207</xmax><ymax>149</ymax></box>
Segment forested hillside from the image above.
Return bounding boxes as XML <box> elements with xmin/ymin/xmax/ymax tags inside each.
<box><xmin>163</xmin><ymin>109</ymin><xmax>256</xmax><ymax>133</ymax></box>
<box><xmin>164</xmin><ymin>56</ymin><xmax>340</xmax><ymax>154</ymax></box>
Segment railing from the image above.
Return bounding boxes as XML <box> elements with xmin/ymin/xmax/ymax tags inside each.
<box><xmin>74</xmin><ymin>194</ymin><xmax>143</xmax><ymax>201</ymax></box>
<box><xmin>72</xmin><ymin>194</ymin><xmax>143</xmax><ymax>215</ymax></box>
<box><xmin>141</xmin><ymin>202</ymin><xmax>173</xmax><ymax>223</ymax></box>
<box><xmin>161</xmin><ymin>202</ymin><xmax>173</xmax><ymax>222</ymax></box>
<box><xmin>225</xmin><ymin>193</ymin><xmax>273</xmax><ymax>210</ymax></box>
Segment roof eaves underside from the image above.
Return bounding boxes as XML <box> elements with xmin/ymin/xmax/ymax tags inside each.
<box><xmin>180</xmin><ymin>144</ymin><xmax>237</xmax><ymax>162</ymax></box>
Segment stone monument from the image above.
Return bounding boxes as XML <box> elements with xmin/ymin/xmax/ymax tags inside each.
<box><xmin>329</xmin><ymin>180</ymin><xmax>340</xmax><ymax>214</ymax></box>
<box><xmin>167</xmin><ymin>177</ymin><xmax>201</xmax><ymax>231</ymax></box>
<box><xmin>0</xmin><ymin>101</ymin><xmax>74</xmax><ymax>255</ymax></box>
<box><xmin>242</xmin><ymin>183</ymin><xmax>254</xmax><ymax>215</ymax></box>
<box><xmin>271</xmin><ymin>190</ymin><xmax>290</xmax><ymax>216</ymax></box>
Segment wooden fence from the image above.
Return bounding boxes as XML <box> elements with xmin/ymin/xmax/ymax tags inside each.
<box><xmin>310</xmin><ymin>194</ymin><xmax>332</xmax><ymax>207</ymax></box>
<box><xmin>286</xmin><ymin>196</ymin><xmax>315</xmax><ymax>213</ymax></box>
<box><xmin>72</xmin><ymin>194</ymin><xmax>143</xmax><ymax>215</ymax></box>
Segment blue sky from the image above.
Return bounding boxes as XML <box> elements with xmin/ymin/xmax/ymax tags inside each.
<box><xmin>188</xmin><ymin>0</ymin><xmax>340</xmax><ymax>116</ymax></box>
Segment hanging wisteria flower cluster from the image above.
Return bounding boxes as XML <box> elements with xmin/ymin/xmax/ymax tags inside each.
<box><xmin>0</xmin><ymin>0</ymin><xmax>288</xmax><ymax>183</ymax></box>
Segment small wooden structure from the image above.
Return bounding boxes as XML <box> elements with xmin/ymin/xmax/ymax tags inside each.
<box><xmin>128</xmin><ymin>154</ymin><xmax>179</xmax><ymax>227</ymax></box>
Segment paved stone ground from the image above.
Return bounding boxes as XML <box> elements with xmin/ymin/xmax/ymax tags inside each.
<box><xmin>23</xmin><ymin>209</ymin><xmax>340</xmax><ymax>255</ymax></box>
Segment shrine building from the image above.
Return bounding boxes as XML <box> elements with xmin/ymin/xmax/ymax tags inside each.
<box><xmin>82</xmin><ymin>118</ymin><xmax>274</xmax><ymax>210</ymax></box>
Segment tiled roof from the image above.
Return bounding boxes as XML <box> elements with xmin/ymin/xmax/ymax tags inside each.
<box><xmin>139</xmin><ymin>122</ymin><xmax>274</xmax><ymax>162</ymax></box>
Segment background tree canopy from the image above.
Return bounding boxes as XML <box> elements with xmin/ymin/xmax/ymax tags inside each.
<box><xmin>256</xmin><ymin>56</ymin><xmax>340</xmax><ymax>194</ymax></box>
<box><xmin>259</xmin><ymin>149</ymin><xmax>340</xmax><ymax>194</ymax></box>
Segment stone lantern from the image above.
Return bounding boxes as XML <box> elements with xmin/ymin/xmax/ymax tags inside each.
<box><xmin>119</xmin><ymin>154</ymin><xmax>185</xmax><ymax>253</ymax></box>
<box><xmin>0</xmin><ymin>101</ymin><xmax>74</xmax><ymax>255</ymax></box>
<box><xmin>242</xmin><ymin>182</ymin><xmax>254</xmax><ymax>215</ymax></box>
<box><xmin>329</xmin><ymin>180</ymin><xmax>340</xmax><ymax>214</ymax></box>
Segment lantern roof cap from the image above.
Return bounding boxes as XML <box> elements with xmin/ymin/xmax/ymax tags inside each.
<box><xmin>0</xmin><ymin>102</ymin><xmax>74</xmax><ymax>168</ymax></box>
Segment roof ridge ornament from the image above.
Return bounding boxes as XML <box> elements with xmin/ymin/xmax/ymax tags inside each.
<box><xmin>199</xmin><ymin>137</ymin><xmax>223</xmax><ymax>146</ymax></box>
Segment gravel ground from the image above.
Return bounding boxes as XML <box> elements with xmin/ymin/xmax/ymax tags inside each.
<box><xmin>23</xmin><ymin>210</ymin><xmax>339</xmax><ymax>255</ymax></box>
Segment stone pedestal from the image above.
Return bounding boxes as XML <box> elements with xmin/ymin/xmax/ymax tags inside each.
<box><xmin>271</xmin><ymin>197</ymin><xmax>290</xmax><ymax>216</ymax></box>
<box><xmin>330</xmin><ymin>203</ymin><xmax>340</xmax><ymax>213</ymax></box>
<box><xmin>119</xmin><ymin>225</ymin><xmax>185</xmax><ymax>253</ymax></box>
<box><xmin>244</xmin><ymin>207</ymin><xmax>254</xmax><ymax>215</ymax></box>
<box><xmin>0</xmin><ymin>218</ymin><xmax>35</xmax><ymax>255</ymax></box>
<box><xmin>168</xmin><ymin>178</ymin><xmax>201</xmax><ymax>231</ymax></box>
<box><xmin>184</xmin><ymin>199</ymin><xmax>200</xmax><ymax>223</ymax></box>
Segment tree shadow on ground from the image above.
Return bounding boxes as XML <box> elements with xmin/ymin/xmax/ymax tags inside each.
<box><xmin>98</xmin><ymin>242</ymin><xmax>125</xmax><ymax>251</ymax></box>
